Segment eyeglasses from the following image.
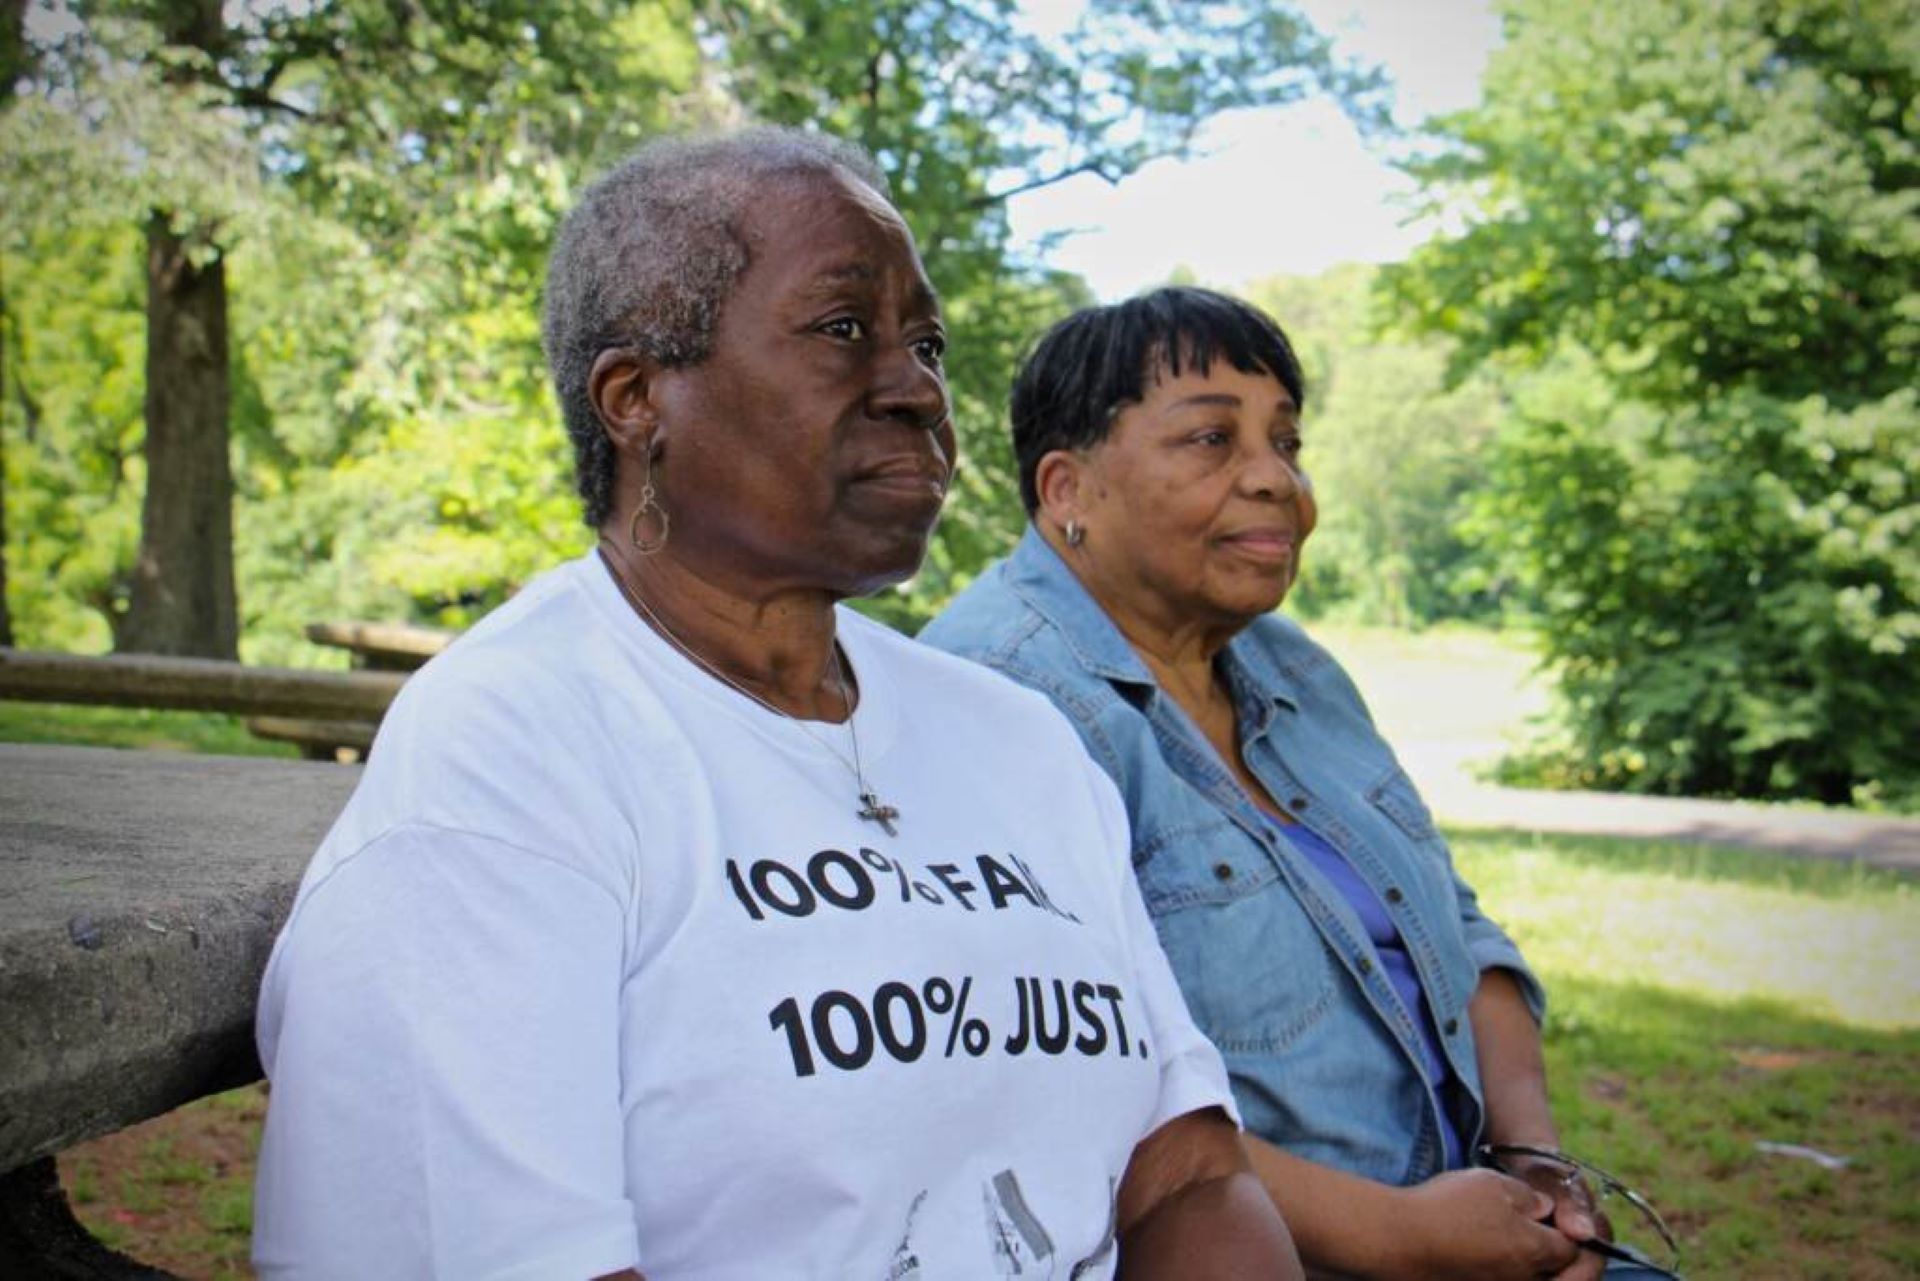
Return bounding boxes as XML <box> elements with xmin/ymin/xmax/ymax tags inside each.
<box><xmin>1476</xmin><ymin>1143</ymin><xmax>1684</xmax><ymax>1278</ymax></box>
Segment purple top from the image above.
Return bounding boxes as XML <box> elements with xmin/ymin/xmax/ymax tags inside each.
<box><xmin>1272</xmin><ymin>816</ymin><xmax>1466</xmax><ymax>1169</ymax></box>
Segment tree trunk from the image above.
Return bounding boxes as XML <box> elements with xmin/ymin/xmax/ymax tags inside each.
<box><xmin>120</xmin><ymin>214</ymin><xmax>237</xmax><ymax>658</ymax></box>
<box><xmin>1</xmin><ymin>267</ymin><xmax>13</xmax><ymax>649</ymax></box>
<box><xmin>0</xmin><ymin>0</ymin><xmax>27</xmax><ymax>649</ymax></box>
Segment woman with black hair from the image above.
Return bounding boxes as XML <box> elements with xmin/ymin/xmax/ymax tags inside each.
<box><xmin>926</xmin><ymin>287</ymin><xmax>1676</xmax><ymax>1280</ymax></box>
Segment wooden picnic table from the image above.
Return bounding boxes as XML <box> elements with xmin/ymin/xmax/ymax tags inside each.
<box><xmin>302</xmin><ymin>620</ymin><xmax>455</xmax><ymax>673</ymax></box>
<box><xmin>244</xmin><ymin>621</ymin><xmax>456</xmax><ymax>759</ymax></box>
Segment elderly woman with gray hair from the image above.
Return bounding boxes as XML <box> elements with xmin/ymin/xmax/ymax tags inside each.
<box><xmin>249</xmin><ymin>130</ymin><xmax>1300</xmax><ymax>1280</ymax></box>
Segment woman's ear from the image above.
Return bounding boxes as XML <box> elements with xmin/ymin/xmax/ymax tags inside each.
<box><xmin>589</xmin><ymin>347</ymin><xmax>665</xmax><ymax>461</ymax></box>
<box><xmin>1033</xmin><ymin>450</ymin><xmax>1084</xmax><ymax>535</ymax></box>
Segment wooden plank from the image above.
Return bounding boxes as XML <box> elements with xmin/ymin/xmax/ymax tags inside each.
<box><xmin>304</xmin><ymin>621</ymin><xmax>453</xmax><ymax>671</ymax></box>
<box><xmin>246</xmin><ymin>716</ymin><xmax>378</xmax><ymax>757</ymax></box>
<box><xmin>0</xmin><ymin>650</ymin><xmax>404</xmax><ymax>721</ymax></box>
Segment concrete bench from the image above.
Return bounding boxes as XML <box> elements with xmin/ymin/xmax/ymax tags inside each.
<box><xmin>0</xmin><ymin>744</ymin><xmax>358</xmax><ymax>1277</ymax></box>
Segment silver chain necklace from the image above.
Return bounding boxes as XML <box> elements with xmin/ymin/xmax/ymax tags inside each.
<box><xmin>596</xmin><ymin>545</ymin><xmax>901</xmax><ymax>836</ymax></box>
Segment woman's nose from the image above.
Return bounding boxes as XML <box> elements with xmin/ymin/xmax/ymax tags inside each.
<box><xmin>869</xmin><ymin>345</ymin><xmax>950</xmax><ymax>432</ymax></box>
<box><xmin>1241</xmin><ymin>443</ymin><xmax>1302</xmax><ymax>500</ymax></box>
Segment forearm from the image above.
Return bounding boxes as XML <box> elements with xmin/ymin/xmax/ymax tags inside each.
<box><xmin>1116</xmin><ymin>1109</ymin><xmax>1302</xmax><ymax>1279</ymax></box>
<box><xmin>1469</xmin><ymin>967</ymin><xmax>1558</xmax><ymax>1148</ymax></box>
<box><xmin>1120</xmin><ymin>1169</ymin><xmax>1303</xmax><ymax>1280</ymax></box>
<box><xmin>1244</xmin><ymin>1135</ymin><xmax>1417</xmax><ymax>1280</ymax></box>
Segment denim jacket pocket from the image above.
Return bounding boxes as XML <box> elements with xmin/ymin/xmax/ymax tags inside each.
<box><xmin>1365</xmin><ymin>766</ymin><xmax>1441</xmax><ymax>844</ymax></box>
<box><xmin>1134</xmin><ymin>812</ymin><xmax>1337</xmax><ymax>1055</ymax></box>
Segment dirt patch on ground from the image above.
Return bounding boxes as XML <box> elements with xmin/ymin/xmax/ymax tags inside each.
<box><xmin>1730</xmin><ymin>1045</ymin><xmax>1830</xmax><ymax>1072</ymax></box>
<box><xmin>57</xmin><ymin>1085</ymin><xmax>265</xmax><ymax>1280</ymax></box>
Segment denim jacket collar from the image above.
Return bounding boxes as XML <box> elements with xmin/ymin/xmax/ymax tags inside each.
<box><xmin>1003</xmin><ymin>525</ymin><xmax>1303</xmax><ymax>719</ymax></box>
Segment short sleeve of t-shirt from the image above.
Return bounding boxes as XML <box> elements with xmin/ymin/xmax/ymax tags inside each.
<box><xmin>252</xmin><ymin>824</ymin><xmax>640</xmax><ymax>1281</ymax></box>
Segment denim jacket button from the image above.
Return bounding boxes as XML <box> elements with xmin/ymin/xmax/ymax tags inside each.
<box><xmin>1290</xmin><ymin>796</ymin><xmax>1309</xmax><ymax>811</ymax></box>
<box><xmin>1384</xmin><ymin>886</ymin><xmax>1405</xmax><ymax>904</ymax></box>
<box><xmin>1213</xmin><ymin>862</ymin><xmax>1234</xmax><ymax>881</ymax></box>
<box><xmin>1444</xmin><ymin>1018</ymin><xmax>1459</xmax><ymax>1035</ymax></box>
<box><xmin>1356</xmin><ymin>956</ymin><xmax>1373</xmax><ymax>976</ymax></box>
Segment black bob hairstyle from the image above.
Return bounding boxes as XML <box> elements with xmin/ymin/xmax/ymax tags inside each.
<box><xmin>1010</xmin><ymin>286</ymin><xmax>1306</xmax><ymax>515</ymax></box>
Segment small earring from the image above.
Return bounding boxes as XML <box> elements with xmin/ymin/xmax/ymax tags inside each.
<box><xmin>1064</xmin><ymin>520</ymin><xmax>1085</xmax><ymax>548</ymax></box>
<box><xmin>629</xmin><ymin>450</ymin><xmax>670</xmax><ymax>555</ymax></box>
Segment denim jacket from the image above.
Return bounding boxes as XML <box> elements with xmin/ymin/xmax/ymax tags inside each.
<box><xmin>922</xmin><ymin>528</ymin><xmax>1544</xmax><ymax>1185</ymax></box>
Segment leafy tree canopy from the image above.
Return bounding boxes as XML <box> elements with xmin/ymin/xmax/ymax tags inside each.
<box><xmin>1383</xmin><ymin>0</ymin><xmax>1918</xmax><ymax>406</ymax></box>
<box><xmin>4</xmin><ymin>0</ymin><xmax>1381</xmax><ymax>653</ymax></box>
<box><xmin>1383</xmin><ymin>0</ymin><xmax>1919</xmax><ymax>809</ymax></box>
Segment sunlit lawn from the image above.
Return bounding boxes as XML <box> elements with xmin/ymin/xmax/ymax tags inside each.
<box><xmin>1457</xmin><ymin>831</ymin><xmax>1919</xmax><ymax>1280</ymax></box>
<box><xmin>1307</xmin><ymin>621</ymin><xmax>1551</xmax><ymax>749</ymax></box>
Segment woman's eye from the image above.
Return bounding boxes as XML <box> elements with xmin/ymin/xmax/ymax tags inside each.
<box><xmin>1194</xmin><ymin>429</ymin><xmax>1231</xmax><ymax>447</ymax></box>
<box><xmin>820</xmin><ymin>317</ymin><xmax>868</xmax><ymax>340</ymax></box>
<box><xmin>912</xmin><ymin>333</ymin><xmax>947</xmax><ymax>368</ymax></box>
<box><xmin>1276</xmin><ymin>434</ymin><xmax>1304</xmax><ymax>458</ymax></box>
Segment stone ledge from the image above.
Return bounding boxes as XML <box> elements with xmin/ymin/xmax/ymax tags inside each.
<box><xmin>0</xmin><ymin>745</ymin><xmax>357</xmax><ymax>1174</ymax></box>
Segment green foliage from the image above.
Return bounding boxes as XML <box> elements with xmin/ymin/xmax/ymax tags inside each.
<box><xmin>1245</xmin><ymin>265</ymin><xmax>1504</xmax><ymax>627</ymax></box>
<box><xmin>1470</xmin><ymin>359</ymin><xmax>1918</xmax><ymax>807</ymax></box>
<box><xmin>5</xmin><ymin>0</ymin><xmax>1377</xmax><ymax>654</ymax></box>
<box><xmin>1385</xmin><ymin>0</ymin><xmax>1920</xmax><ymax>809</ymax></box>
<box><xmin>1</xmin><ymin>221</ymin><xmax>145</xmax><ymax>651</ymax></box>
<box><xmin>1384</xmin><ymin>0</ymin><xmax>1918</xmax><ymax>407</ymax></box>
<box><xmin>5</xmin><ymin>1</ymin><xmax>714</xmax><ymax>660</ymax></box>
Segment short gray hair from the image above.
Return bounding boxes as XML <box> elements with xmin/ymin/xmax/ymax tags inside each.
<box><xmin>543</xmin><ymin>126</ymin><xmax>891</xmax><ymax>527</ymax></box>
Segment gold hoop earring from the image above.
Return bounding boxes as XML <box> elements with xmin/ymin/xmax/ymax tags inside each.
<box><xmin>1064</xmin><ymin>520</ymin><xmax>1085</xmax><ymax>548</ymax></box>
<box><xmin>629</xmin><ymin>453</ymin><xmax>670</xmax><ymax>555</ymax></box>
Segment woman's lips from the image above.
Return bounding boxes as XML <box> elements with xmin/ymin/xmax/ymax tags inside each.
<box><xmin>851</xmin><ymin>456</ymin><xmax>950</xmax><ymax>502</ymax></box>
<box><xmin>1218</xmin><ymin>528</ymin><xmax>1297</xmax><ymax>563</ymax></box>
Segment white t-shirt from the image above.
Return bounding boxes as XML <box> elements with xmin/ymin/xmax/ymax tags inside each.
<box><xmin>253</xmin><ymin>554</ymin><xmax>1236</xmax><ymax>1281</ymax></box>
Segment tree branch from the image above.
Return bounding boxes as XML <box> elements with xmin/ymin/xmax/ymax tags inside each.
<box><xmin>968</xmin><ymin>159</ymin><xmax>1123</xmax><ymax>209</ymax></box>
<box><xmin>227</xmin><ymin>83</ymin><xmax>312</xmax><ymax>118</ymax></box>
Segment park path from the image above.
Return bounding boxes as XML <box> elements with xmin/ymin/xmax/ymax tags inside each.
<box><xmin>1324</xmin><ymin>627</ymin><xmax>1920</xmax><ymax>876</ymax></box>
<box><xmin>1395</xmin><ymin>739</ymin><xmax>1920</xmax><ymax>876</ymax></box>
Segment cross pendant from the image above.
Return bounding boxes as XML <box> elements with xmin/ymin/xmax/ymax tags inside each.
<box><xmin>857</xmin><ymin>790</ymin><xmax>901</xmax><ymax>837</ymax></box>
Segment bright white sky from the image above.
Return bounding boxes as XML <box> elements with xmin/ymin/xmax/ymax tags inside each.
<box><xmin>1008</xmin><ymin>0</ymin><xmax>1501</xmax><ymax>298</ymax></box>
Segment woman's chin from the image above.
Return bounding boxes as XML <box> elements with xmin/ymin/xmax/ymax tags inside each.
<box><xmin>1205</xmin><ymin>566</ymin><xmax>1295</xmax><ymax>621</ymax></box>
<box><xmin>836</xmin><ymin>536</ymin><xmax>938</xmax><ymax>599</ymax></box>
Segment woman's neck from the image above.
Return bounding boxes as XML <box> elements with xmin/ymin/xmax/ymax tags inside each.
<box><xmin>1130</xmin><ymin>623</ymin><xmax>1293</xmax><ymax>824</ymax></box>
<box><xmin>1100</xmin><ymin>597</ymin><xmax>1237</xmax><ymax>704</ymax></box>
<box><xmin>1059</xmin><ymin>544</ymin><xmax>1290</xmax><ymax>821</ymax></box>
<box><xmin>597</xmin><ymin>538</ymin><xmax>851</xmax><ymax>721</ymax></box>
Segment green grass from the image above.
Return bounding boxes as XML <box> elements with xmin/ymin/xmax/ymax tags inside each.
<box><xmin>0</xmin><ymin>701</ymin><xmax>294</xmax><ymax>757</ymax></box>
<box><xmin>1453</xmin><ymin>828</ymin><xmax>1920</xmax><ymax>1279</ymax></box>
